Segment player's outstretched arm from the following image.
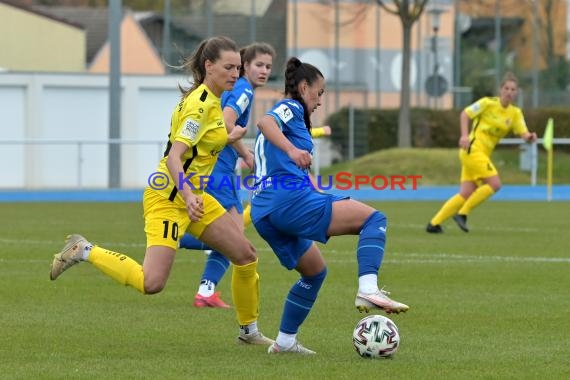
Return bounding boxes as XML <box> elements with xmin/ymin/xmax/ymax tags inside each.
<box><xmin>311</xmin><ymin>125</ymin><xmax>332</xmax><ymax>138</ymax></box>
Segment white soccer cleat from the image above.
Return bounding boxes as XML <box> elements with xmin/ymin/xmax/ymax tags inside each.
<box><xmin>237</xmin><ymin>331</ymin><xmax>275</xmax><ymax>346</ymax></box>
<box><xmin>268</xmin><ymin>341</ymin><xmax>316</xmax><ymax>355</ymax></box>
<box><xmin>50</xmin><ymin>234</ymin><xmax>90</xmax><ymax>280</ymax></box>
<box><xmin>355</xmin><ymin>288</ymin><xmax>409</xmax><ymax>314</ymax></box>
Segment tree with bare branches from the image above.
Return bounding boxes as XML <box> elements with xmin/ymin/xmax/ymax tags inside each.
<box><xmin>377</xmin><ymin>0</ymin><xmax>429</xmax><ymax>147</ymax></box>
<box><xmin>535</xmin><ymin>0</ymin><xmax>570</xmax><ymax>92</ymax></box>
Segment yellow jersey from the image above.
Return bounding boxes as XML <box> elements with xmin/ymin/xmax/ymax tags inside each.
<box><xmin>154</xmin><ymin>83</ymin><xmax>228</xmax><ymax>207</ymax></box>
<box><xmin>464</xmin><ymin>97</ymin><xmax>528</xmax><ymax>156</ymax></box>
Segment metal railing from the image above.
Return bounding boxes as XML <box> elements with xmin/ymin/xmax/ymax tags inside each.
<box><xmin>0</xmin><ymin>138</ymin><xmax>322</xmax><ymax>188</ymax></box>
<box><xmin>500</xmin><ymin>138</ymin><xmax>570</xmax><ymax>186</ymax></box>
<box><xmin>0</xmin><ymin>139</ymin><xmax>165</xmax><ymax>188</ymax></box>
<box><xmin>2</xmin><ymin>138</ymin><xmax>564</xmax><ymax>188</ymax></box>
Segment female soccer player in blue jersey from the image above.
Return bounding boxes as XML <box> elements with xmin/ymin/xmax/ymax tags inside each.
<box><xmin>426</xmin><ymin>72</ymin><xmax>537</xmax><ymax>233</ymax></box>
<box><xmin>49</xmin><ymin>36</ymin><xmax>272</xmax><ymax>346</ymax></box>
<box><xmin>251</xmin><ymin>57</ymin><xmax>409</xmax><ymax>355</ymax></box>
<box><xmin>177</xmin><ymin>42</ymin><xmax>276</xmax><ymax>309</ymax></box>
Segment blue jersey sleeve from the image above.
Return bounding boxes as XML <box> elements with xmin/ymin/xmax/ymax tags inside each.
<box><xmin>221</xmin><ymin>77</ymin><xmax>254</xmax><ymax>128</ymax></box>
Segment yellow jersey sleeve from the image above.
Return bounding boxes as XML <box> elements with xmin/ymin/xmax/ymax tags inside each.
<box><xmin>464</xmin><ymin>97</ymin><xmax>491</xmax><ymax>120</ymax></box>
<box><xmin>311</xmin><ymin>127</ymin><xmax>326</xmax><ymax>138</ymax></box>
<box><xmin>175</xmin><ymin>98</ymin><xmax>213</xmax><ymax>148</ymax></box>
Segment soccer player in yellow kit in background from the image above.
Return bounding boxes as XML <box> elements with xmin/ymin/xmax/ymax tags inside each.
<box><xmin>427</xmin><ymin>72</ymin><xmax>537</xmax><ymax>233</ymax></box>
<box><xmin>49</xmin><ymin>36</ymin><xmax>272</xmax><ymax>345</ymax></box>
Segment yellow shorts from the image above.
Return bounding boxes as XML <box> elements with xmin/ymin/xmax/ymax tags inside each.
<box><xmin>142</xmin><ymin>187</ymin><xmax>226</xmax><ymax>249</ymax></box>
<box><xmin>459</xmin><ymin>149</ymin><xmax>498</xmax><ymax>184</ymax></box>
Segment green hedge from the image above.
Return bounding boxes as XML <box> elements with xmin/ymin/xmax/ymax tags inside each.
<box><xmin>325</xmin><ymin>107</ymin><xmax>570</xmax><ymax>160</ymax></box>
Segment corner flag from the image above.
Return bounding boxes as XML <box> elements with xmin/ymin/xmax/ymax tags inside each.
<box><xmin>543</xmin><ymin>118</ymin><xmax>554</xmax><ymax>151</ymax></box>
<box><xmin>543</xmin><ymin>118</ymin><xmax>554</xmax><ymax>201</ymax></box>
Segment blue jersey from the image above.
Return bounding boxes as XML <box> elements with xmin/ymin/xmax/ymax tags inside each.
<box><xmin>205</xmin><ymin>77</ymin><xmax>254</xmax><ymax>211</ymax></box>
<box><xmin>251</xmin><ymin>99</ymin><xmax>314</xmax><ymax>221</ymax></box>
<box><xmin>212</xmin><ymin>77</ymin><xmax>254</xmax><ymax>176</ymax></box>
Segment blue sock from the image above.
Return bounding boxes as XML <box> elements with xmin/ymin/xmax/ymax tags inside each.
<box><xmin>279</xmin><ymin>268</ymin><xmax>327</xmax><ymax>334</ymax></box>
<box><xmin>357</xmin><ymin>211</ymin><xmax>386</xmax><ymax>277</ymax></box>
<box><xmin>201</xmin><ymin>251</ymin><xmax>230</xmax><ymax>284</ymax></box>
<box><xmin>179</xmin><ymin>233</ymin><xmax>211</xmax><ymax>250</ymax></box>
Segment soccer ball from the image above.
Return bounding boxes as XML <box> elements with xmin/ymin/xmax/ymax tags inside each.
<box><xmin>352</xmin><ymin>314</ymin><xmax>400</xmax><ymax>358</ymax></box>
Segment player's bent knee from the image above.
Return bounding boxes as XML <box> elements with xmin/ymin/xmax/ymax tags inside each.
<box><xmin>311</xmin><ymin>266</ymin><xmax>327</xmax><ymax>282</ymax></box>
<box><xmin>229</xmin><ymin>240</ymin><xmax>257</xmax><ymax>265</ymax></box>
<box><xmin>361</xmin><ymin>210</ymin><xmax>387</xmax><ymax>232</ymax></box>
<box><xmin>144</xmin><ymin>278</ymin><xmax>167</xmax><ymax>294</ymax></box>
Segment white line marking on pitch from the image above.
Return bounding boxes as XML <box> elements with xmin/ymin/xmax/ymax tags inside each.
<box><xmin>393</xmin><ymin>223</ymin><xmax>540</xmax><ymax>233</ymax></box>
<box><xmin>1</xmin><ymin>239</ymin><xmax>567</xmax><ymax>264</ymax></box>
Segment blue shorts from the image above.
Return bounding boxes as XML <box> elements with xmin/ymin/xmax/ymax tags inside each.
<box><xmin>253</xmin><ymin>190</ymin><xmax>349</xmax><ymax>270</ymax></box>
<box><xmin>206</xmin><ymin>172</ymin><xmax>243</xmax><ymax>213</ymax></box>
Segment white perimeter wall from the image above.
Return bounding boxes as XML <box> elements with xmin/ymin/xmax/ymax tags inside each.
<box><xmin>0</xmin><ymin>73</ymin><xmax>191</xmax><ymax>189</ymax></box>
<box><xmin>0</xmin><ymin>72</ymin><xmax>332</xmax><ymax>190</ymax></box>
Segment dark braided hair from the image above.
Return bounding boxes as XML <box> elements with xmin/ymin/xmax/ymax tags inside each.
<box><xmin>284</xmin><ymin>57</ymin><xmax>324</xmax><ymax>132</ymax></box>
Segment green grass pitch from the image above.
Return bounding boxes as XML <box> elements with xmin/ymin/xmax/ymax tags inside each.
<box><xmin>1</xmin><ymin>201</ymin><xmax>569</xmax><ymax>379</ymax></box>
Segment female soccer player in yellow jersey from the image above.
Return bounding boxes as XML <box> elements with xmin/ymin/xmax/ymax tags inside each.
<box><xmin>427</xmin><ymin>72</ymin><xmax>537</xmax><ymax>233</ymax></box>
<box><xmin>178</xmin><ymin>42</ymin><xmax>276</xmax><ymax>309</ymax></box>
<box><xmin>49</xmin><ymin>36</ymin><xmax>272</xmax><ymax>345</ymax></box>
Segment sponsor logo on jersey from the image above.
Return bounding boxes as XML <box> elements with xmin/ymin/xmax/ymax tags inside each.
<box><xmin>236</xmin><ymin>93</ymin><xmax>250</xmax><ymax>113</ymax></box>
<box><xmin>180</xmin><ymin>118</ymin><xmax>200</xmax><ymax>140</ymax></box>
<box><xmin>274</xmin><ymin>103</ymin><xmax>293</xmax><ymax>123</ymax></box>
<box><xmin>210</xmin><ymin>147</ymin><xmax>224</xmax><ymax>157</ymax></box>
<box><xmin>469</xmin><ymin>102</ymin><xmax>481</xmax><ymax>113</ymax></box>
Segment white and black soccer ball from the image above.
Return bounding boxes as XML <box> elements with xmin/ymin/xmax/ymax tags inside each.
<box><xmin>352</xmin><ymin>314</ymin><xmax>400</xmax><ymax>359</ymax></box>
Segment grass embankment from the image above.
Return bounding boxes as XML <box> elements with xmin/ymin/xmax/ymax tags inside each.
<box><xmin>320</xmin><ymin>147</ymin><xmax>570</xmax><ymax>185</ymax></box>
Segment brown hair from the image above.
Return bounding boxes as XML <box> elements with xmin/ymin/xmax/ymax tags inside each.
<box><xmin>179</xmin><ymin>36</ymin><xmax>239</xmax><ymax>97</ymax></box>
<box><xmin>239</xmin><ymin>42</ymin><xmax>276</xmax><ymax>77</ymax></box>
<box><xmin>501</xmin><ymin>71</ymin><xmax>519</xmax><ymax>87</ymax></box>
<box><xmin>284</xmin><ymin>57</ymin><xmax>324</xmax><ymax>131</ymax></box>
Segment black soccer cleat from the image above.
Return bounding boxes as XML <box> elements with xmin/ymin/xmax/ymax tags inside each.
<box><xmin>426</xmin><ymin>223</ymin><xmax>443</xmax><ymax>233</ymax></box>
<box><xmin>453</xmin><ymin>214</ymin><xmax>469</xmax><ymax>232</ymax></box>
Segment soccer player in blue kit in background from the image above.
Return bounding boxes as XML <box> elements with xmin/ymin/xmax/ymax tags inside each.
<box><xmin>251</xmin><ymin>57</ymin><xmax>409</xmax><ymax>354</ymax></box>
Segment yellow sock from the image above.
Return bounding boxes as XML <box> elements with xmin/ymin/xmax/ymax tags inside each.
<box><xmin>458</xmin><ymin>184</ymin><xmax>495</xmax><ymax>215</ymax></box>
<box><xmin>431</xmin><ymin>194</ymin><xmax>466</xmax><ymax>225</ymax></box>
<box><xmin>243</xmin><ymin>204</ymin><xmax>252</xmax><ymax>228</ymax></box>
<box><xmin>231</xmin><ymin>259</ymin><xmax>259</xmax><ymax>326</ymax></box>
<box><xmin>88</xmin><ymin>246</ymin><xmax>145</xmax><ymax>293</ymax></box>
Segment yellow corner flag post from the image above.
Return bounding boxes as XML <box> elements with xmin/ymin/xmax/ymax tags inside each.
<box><xmin>542</xmin><ymin>118</ymin><xmax>554</xmax><ymax>201</ymax></box>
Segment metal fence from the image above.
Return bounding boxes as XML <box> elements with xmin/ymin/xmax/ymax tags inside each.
<box><xmin>0</xmin><ymin>138</ymin><xmax>323</xmax><ymax>189</ymax></box>
<box><xmin>500</xmin><ymin>138</ymin><xmax>570</xmax><ymax>186</ymax></box>
<box><xmin>1</xmin><ymin>137</ymin><xmax>568</xmax><ymax>189</ymax></box>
